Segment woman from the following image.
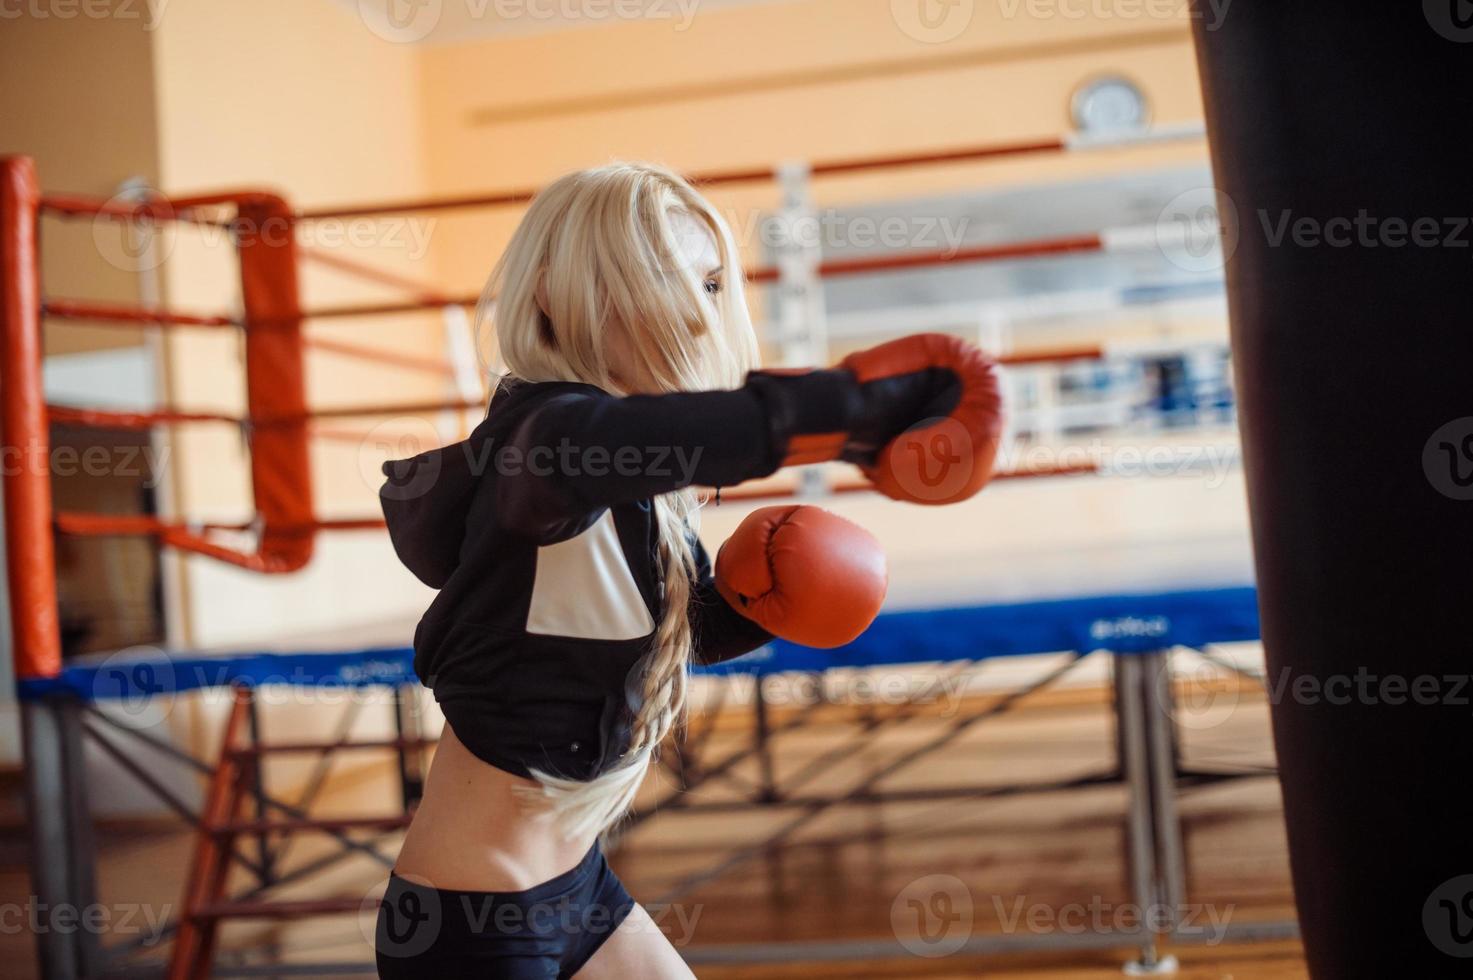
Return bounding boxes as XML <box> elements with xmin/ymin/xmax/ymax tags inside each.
<box><xmin>374</xmin><ymin>163</ymin><xmax>994</xmax><ymax>978</ymax></box>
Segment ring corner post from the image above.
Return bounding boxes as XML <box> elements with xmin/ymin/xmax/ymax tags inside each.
<box><xmin>1</xmin><ymin>155</ymin><xmax>62</xmax><ymax>684</ymax></box>
<box><xmin>235</xmin><ymin>192</ymin><xmax>314</xmax><ymax>573</ymax></box>
<box><xmin>3</xmin><ymin>156</ymin><xmax>99</xmax><ymax>979</ymax></box>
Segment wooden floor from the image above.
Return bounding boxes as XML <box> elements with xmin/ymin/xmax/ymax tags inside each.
<box><xmin>0</xmin><ymin>672</ymin><xmax>1306</xmax><ymax>979</ymax></box>
<box><xmin>693</xmin><ymin>941</ymin><xmax>1308</xmax><ymax>979</ymax></box>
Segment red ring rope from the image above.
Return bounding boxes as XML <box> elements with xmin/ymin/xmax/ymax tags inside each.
<box><xmin>38</xmin><ymin>194</ymin><xmax>229</xmax><ymax>229</ymax></box>
<box><xmin>45</xmin><ymin>399</ymin><xmax>489</xmax><ymax>431</ymax></box>
<box><xmin>53</xmin><ymin>513</ymin><xmax>388</xmax><ymax>538</ymax></box>
<box><xmin>750</xmin><ymin>233</ymin><xmax>1106</xmax><ymax>283</ymax></box>
<box><xmin>48</xmin><ymin>406</ymin><xmax>242</xmax><ymax>429</ymax></box>
<box><xmin>300</xmin><ymin>232</ymin><xmax>1113</xmax><ymax>322</ymax></box>
<box><xmin>39</xmin><ymin>188</ymin><xmax>292</xmax><ymax>226</ymax></box>
<box><xmin>43</xmin><ymin>298</ymin><xmax>239</xmax><ymax>328</ymax></box>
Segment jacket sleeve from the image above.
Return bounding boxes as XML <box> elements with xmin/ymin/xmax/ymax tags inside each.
<box><xmin>495</xmin><ymin>372</ymin><xmax>861</xmax><ymax>541</ymax></box>
<box><xmin>688</xmin><ymin>535</ymin><xmax>772</xmax><ymax>666</ymax></box>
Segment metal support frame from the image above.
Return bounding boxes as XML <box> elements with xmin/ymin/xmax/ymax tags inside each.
<box><xmin>653</xmin><ymin>655</ymin><xmax>1087</xmax><ymax>906</ymax></box>
<box><xmin>170</xmin><ymin>687</ymin><xmax>253</xmax><ymax>980</ymax></box>
<box><xmin>1115</xmin><ymin>651</ymin><xmax>1186</xmax><ymax>975</ymax></box>
<box><xmin>244</xmin><ymin>695</ymin><xmax>275</xmax><ymax>885</ymax></box>
<box><xmin>751</xmin><ymin>675</ymin><xmax>777</xmax><ymax>803</ymax></box>
<box><xmin>22</xmin><ymin>696</ymin><xmax>104</xmax><ymax>979</ymax></box>
<box><xmin>88</xmin><ymin>691</ymin><xmax>410</xmax><ymax>971</ymax></box>
<box><xmin>633</xmin><ymin>661</ymin><xmax>976</xmax><ymax>827</ymax></box>
<box><xmin>26</xmin><ymin>686</ymin><xmax>418</xmax><ymax>976</ymax></box>
<box><xmin>392</xmin><ymin>684</ymin><xmax>425</xmax><ymax>810</ymax></box>
<box><xmin>643</xmin><ymin>648</ymin><xmax>1288</xmax><ymax>971</ymax></box>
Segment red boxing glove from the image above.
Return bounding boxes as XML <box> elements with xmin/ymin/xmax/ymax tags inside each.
<box><xmin>839</xmin><ymin>333</ymin><xmax>1003</xmax><ymax>506</ymax></box>
<box><xmin>714</xmin><ymin>505</ymin><xmax>887</xmax><ymax>649</ymax></box>
<box><xmin>744</xmin><ymin>333</ymin><xmax>1003</xmax><ymax>505</ymax></box>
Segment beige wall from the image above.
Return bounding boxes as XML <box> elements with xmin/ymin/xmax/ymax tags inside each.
<box><xmin>150</xmin><ymin>0</ymin><xmax>438</xmax><ymax>492</ymax></box>
<box><xmin>0</xmin><ymin>9</ymin><xmax>161</xmax><ymax>355</ymax></box>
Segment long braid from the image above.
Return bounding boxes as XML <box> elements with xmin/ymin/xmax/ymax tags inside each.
<box><xmin>514</xmin><ymin>489</ymin><xmax>699</xmax><ymax>838</ymax></box>
<box><xmin>627</xmin><ymin>491</ymin><xmax>698</xmax><ymax>756</ymax></box>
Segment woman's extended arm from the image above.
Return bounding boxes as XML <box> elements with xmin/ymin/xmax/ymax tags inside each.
<box><xmin>494</xmin><ymin>372</ymin><xmax>860</xmax><ymax>540</ymax></box>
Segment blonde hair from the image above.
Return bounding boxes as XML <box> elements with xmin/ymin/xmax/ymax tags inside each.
<box><xmin>478</xmin><ymin>163</ymin><xmax>758</xmax><ymax>837</ymax></box>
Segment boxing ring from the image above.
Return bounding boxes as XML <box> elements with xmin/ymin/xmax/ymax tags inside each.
<box><xmin>1</xmin><ymin>122</ymin><xmax>1294</xmax><ymax>979</ymax></box>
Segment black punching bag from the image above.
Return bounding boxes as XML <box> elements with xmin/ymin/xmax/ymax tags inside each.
<box><xmin>1191</xmin><ymin>4</ymin><xmax>1473</xmax><ymax>975</ymax></box>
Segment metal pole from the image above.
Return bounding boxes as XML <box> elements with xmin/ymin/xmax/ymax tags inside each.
<box><xmin>244</xmin><ymin>695</ymin><xmax>273</xmax><ymax>885</ymax></box>
<box><xmin>1144</xmin><ymin>652</ymin><xmax>1187</xmax><ymax>917</ymax></box>
<box><xmin>57</xmin><ymin>698</ymin><xmax>102</xmax><ymax>977</ymax></box>
<box><xmin>1114</xmin><ymin>655</ymin><xmax>1160</xmax><ymax>973</ymax></box>
<box><xmin>168</xmin><ymin>687</ymin><xmax>251</xmax><ymax>980</ymax></box>
<box><xmin>1116</xmin><ymin>653</ymin><xmax>1188</xmax><ymax>975</ymax></box>
<box><xmin>22</xmin><ymin>700</ymin><xmax>84</xmax><ymax>979</ymax></box>
<box><xmin>392</xmin><ymin>685</ymin><xmax>424</xmax><ymax>810</ymax></box>
<box><xmin>752</xmin><ymin>677</ymin><xmax>776</xmax><ymax>803</ymax></box>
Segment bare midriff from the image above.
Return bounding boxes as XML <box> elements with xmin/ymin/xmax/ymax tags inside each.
<box><xmin>393</xmin><ymin>723</ymin><xmax>598</xmax><ymax>892</ymax></box>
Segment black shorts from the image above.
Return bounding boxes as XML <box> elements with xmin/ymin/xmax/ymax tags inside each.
<box><xmin>375</xmin><ymin>843</ymin><xmax>636</xmax><ymax>979</ymax></box>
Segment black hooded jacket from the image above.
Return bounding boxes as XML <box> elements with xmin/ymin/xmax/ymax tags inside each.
<box><xmin>379</xmin><ymin>372</ymin><xmax>861</xmax><ymax>781</ymax></box>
